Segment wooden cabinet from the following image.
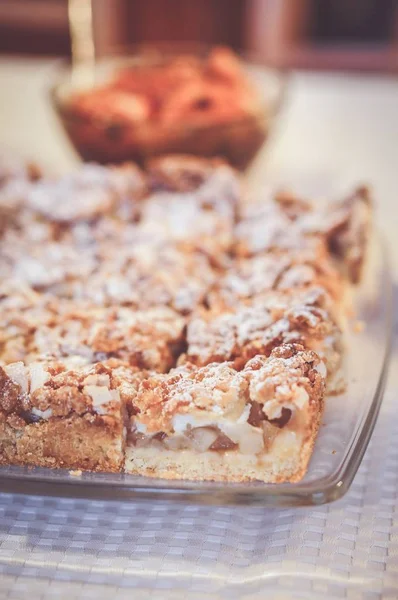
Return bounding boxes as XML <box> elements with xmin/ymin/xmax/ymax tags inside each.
<box><xmin>0</xmin><ymin>0</ymin><xmax>70</xmax><ymax>55</ymax></box>
<box><xmin>91</xmin><ymin>0</ymin><xmax>246</xmax><ymax>56</ymax></box>
<box><xmin>246</xmin><ymin>0</ymin><xmax>398</xmax><ymax>72</ymax></box>
<box><xmin>1</xmin><ymin>0</ymin><xmax>397</xmax><ymax>72</ymax></box>
<box><xmin>93</xmin><ymin>0</ymin><xmax>398</xmax><ymax>72</ymax></box>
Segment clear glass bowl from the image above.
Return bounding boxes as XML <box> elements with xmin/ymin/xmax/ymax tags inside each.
<box><xmin>49</xmin><ymin>43</ymin><xmax>287</xmax><ymax>170</ymax></box>
<box><xmin>0</xmin><ymin>238</ymin><xmax>391</xmax><ymax>507</ymax></box>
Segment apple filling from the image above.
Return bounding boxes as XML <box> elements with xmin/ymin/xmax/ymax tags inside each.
<box><xmin>128</xmin><ymin>400</ymin><xmax>292</xmax><ymax>455</ymax></box>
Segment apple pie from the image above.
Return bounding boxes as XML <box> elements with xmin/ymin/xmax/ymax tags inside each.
<box><xmin>0</xmin><ymin>155</ymin><xmax>371</xmax><ymax>481</ymax></box>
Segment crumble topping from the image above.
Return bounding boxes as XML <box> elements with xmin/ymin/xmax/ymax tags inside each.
<box><xmin>235</xmin><ymin>188</ymin><xmax>371</xmax><ymax>284</ymax></box>
<box><xmin>235</xmin><ymin>202</ymin><xmax>306</xmax><ymax>256</ymax></box>
<box><xmin>0</xmin><ymin>298</ymin><xmax>185</xmax><ymax>372</ymax></box>
<box><xmin>185</xmin><ymin>300</ymin><xmax>335</xmax><ymax>367</ymax></box>
<box><xmin>140</xmin><ymin>158</ymin><xmax>239</xmax><ymax>258</ymax></box>
<box><xmin>0</xmin><ymin>156</ymin><xmax>41</xmax><ymax>233</ymax></box>
<box><xmin>139</xmin><ymin>191</ymin><xmax>234</xmax><ymax>257</ymax></box>
<box><xmin>128</xmin><ymin>344</ymin><xmax>323</xmax><ymax>456</ymax></box>
<box><xmin>131</xmin><ymin>361</ymin><xmax>249</xmax><ymax>433</ymax></box>
<box><xmin>78</xmin><ymin>240</ymin><xmax>216</xmax><ymax>312</ymax></box>
<box><xmin>0</xmin><ymin>358</ymin><xmax>144</xmax><ymax>424</ymax></box>
<box><xmin>209</xmin><ymin>251</ymin><xmax>343</xmax><ymax>310</ymax></box>
<box><xmin>234</xmin><ymin>191</ymin><xmax>329</xmax><ymax>258</ymax></box>
<box><xmin>324</xmin><ymin>187</ymin><xmax>372</xmax><ymax>283</ymax></box>
<box><xmin>243</xmin><ymin>344</ymin><xmax>325</xmax><ymax>420</ymax></box>
<box><xmin>0</xmin><ymin>226</ymin><xmax>217</xmax><ymax>314</ymax></box>
<box><xmin>25</xmin><ymin>163</ymin><xmax>146</xmax><ymax>223</ymax></box>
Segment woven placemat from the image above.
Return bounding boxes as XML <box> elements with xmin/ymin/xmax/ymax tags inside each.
<box><xmin>0</xmin><ymin>332</ymin><xmax>397</xmax><ymax>599</ymax></box>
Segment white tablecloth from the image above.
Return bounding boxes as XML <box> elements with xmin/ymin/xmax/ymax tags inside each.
<box><xmin>0</xmin><ymin>58</ymin><xmax>397</xmax><ymax>599</ymax></box>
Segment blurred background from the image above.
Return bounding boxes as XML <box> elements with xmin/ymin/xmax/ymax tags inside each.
<box><xmin>0</xmin><ymin>0</ymin><xmax>397</xmax><ymax>72</ymax></box>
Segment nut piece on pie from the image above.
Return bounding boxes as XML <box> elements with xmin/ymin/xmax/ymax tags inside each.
<box><xmin>125</xmin><ymin>344</ymin><xmax>325</xmax><ymax>482</ymax></box>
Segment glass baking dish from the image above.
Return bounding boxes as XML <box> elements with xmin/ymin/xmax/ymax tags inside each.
<box><xmin>0</xmin><ymin>238</ymin><xmax>391</xmax><ymax>507</ymax></box>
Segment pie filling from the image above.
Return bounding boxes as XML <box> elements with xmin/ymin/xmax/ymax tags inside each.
<box><xmin>128</xmin><ymin>401</ymin><xmax>300</xmax><ymax>456</ymax></box>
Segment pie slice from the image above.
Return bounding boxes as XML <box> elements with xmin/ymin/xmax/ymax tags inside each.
<box><xmin>0</xmin><ymin>360</ymin><xmax>137</xmax><ymax>472</ymax></box>
<box><xmin>208</xmin><ymin>249</ymin><xmax>344</xmax><ymax>314</ymax></box>
<box><xmin>235</xmin><ymin>186</ymin><xmax>372</xmax><ymax>284</ymax></box>
<box><xmin>0</xmin><ymin>285</ymin><xmax>186</xmax><ymax>372</ymax></box>
<box><xmin>184</xmin><ymin>297</ymin><xmax>341</xmax><ymax>385</ymax></box>
<box><xmin>125</xmin><ymin>344</ymin><xmax>325</xmax><ymax>482</ymax></box>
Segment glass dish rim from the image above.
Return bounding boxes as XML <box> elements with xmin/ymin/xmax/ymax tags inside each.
<box><xmin>0</xmin><ymin>238</ymin><xmax>392</xmax><ymax>507</ymax></box>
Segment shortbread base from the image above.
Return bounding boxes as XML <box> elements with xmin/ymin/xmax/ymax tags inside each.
<box><xmin>0</xmin><ymin>413</ymin><xmax>124</xmax><ymax>472</ymax></box>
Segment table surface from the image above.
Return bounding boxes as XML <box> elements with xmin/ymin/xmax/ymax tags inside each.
<box><xmin>0</xmin><ymin>58</ymin><xmax>397</xmax><ymax>600</ymax></box>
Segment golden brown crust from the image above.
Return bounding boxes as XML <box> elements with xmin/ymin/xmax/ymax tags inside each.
<box><xmin>0</xmin><ymin>412</ymin><xmax>124</xmax><ymax>472</ymax></box>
